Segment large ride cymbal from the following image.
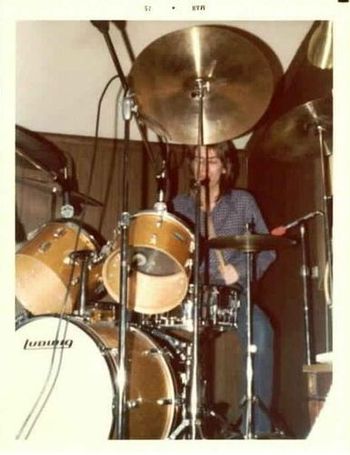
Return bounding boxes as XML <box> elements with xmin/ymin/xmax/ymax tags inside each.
<box><xmin>128</xmin><ymin>25</ymin><xmax>275</xmax><ymax>144</ymax></box>
<box><xmin>261</xmin><ymin>96</ymin><xmax>332</xmax><ymax>161</ymax></box>
<box><xmin>208</xmin><ymin>233</ymin><xmax>296</xmax><ymax>252</ymax></box>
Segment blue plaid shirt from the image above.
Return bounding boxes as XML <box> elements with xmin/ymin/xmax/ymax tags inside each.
<box><xmin>172</xmin><ymin>189</ymin><xmax>276</xmax><ymax>287</ymax></box>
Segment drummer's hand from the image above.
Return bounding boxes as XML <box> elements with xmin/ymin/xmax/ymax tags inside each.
<box><xmin>220</xmin><ymin>264</ymin><xmax>239</xmax><ymax>285</ymax></box>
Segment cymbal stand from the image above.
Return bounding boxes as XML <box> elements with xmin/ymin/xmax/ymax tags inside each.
<box><xmin>239</xmin><ymin>225</ymin><xmax>286</xmax><ymax>439</ymax></box>
<box><xmin>316</xmin><ymin>125</ymin><xmax>333</xmax><ymax>352</ymax></box>
<box><xmin>238</xmin><ymin>225</ymin><xmax>269</xmax><ymax>438</ymax></box>
<box><xmin>169</xmin><ymin>78</ymin><xmax>208</xmax><ymax>439</ymax></box>
<box><xmin>240</xmin><ymin>231</ymin><xmax>255</xmax><ymax>439</ymax></box>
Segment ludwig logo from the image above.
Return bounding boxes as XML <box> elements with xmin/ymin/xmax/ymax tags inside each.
<box><xmin>23</xmin><ymin>338</ymin><xmax>73</xmax><ymax>350</ymax></box>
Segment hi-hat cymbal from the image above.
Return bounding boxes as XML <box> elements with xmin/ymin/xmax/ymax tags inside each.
<box><xmin>208</xmin><ymin>233</ymin><xmax>296</xmax><ymax>252</ymax></box>
<box><xmin>16</xmin><ymin>177</ymin><xmax>103</xmax><ymax>207</ymax></box>
<box><xmin>129</xmin><ymin>25</ymin><xmax>275</xmax><ymax>144</ymax></box>
<box><xmin>261</xmin><ymin>96</ymin><xmax>332</xmax><ymax>161</ymax></box>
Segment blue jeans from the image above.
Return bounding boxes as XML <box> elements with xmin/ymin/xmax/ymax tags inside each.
<box><xmin>236</xmin><ymin>299</ymin><xmax>274</xmax><ymax>434</ymax></box>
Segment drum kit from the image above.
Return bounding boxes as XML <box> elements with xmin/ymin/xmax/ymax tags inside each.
<box><xmin>14</xmin><ymin>24</ymin><xmax>332</xmax><ymax>440</ymax></box>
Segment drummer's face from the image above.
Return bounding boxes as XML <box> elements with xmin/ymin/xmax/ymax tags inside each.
<box><xmin>192</xmin><ymin>146</ymin><xmax>225</xmax><ymax>190</ymax></box>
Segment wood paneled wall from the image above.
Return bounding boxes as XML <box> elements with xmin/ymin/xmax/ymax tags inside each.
<box><xmin>16</xmin><ymin>133</ymin><xmax>248</xmax><ymax>243</ymax></box>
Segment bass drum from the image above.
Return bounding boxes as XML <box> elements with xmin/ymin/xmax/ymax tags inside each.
<box><xmin>14</xmin><ymin>315</ymin><xmax>178</xmax><ymax>440</ymax></box>
<box><xmin>15</xmin><ymin>220</ymin><xmax>104</xmax><ymax>315</ymax></box>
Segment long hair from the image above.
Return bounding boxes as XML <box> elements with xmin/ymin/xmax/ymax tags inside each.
<box><xmin>186</xmin><ymin>141</ymin><xmax>239</xmax><ymax>200</ymax></box>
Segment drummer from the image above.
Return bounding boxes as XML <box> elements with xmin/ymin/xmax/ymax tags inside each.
<box><xmin>171</xmin><ymin>140</ymin><xmax>276</xmax><ymax>435</ymax></box>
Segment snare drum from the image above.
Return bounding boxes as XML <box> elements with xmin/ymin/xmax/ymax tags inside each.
<box><xmin>102</xmin><ymin>210</ymin><xmax>194</xmax><ymax>314</ymax></box>
<box><xmin>202</xmin><ymin>284</ymin><xmax>241</xmax><ymax>330</ymax></box>
<box><xmin>14</xmin><ymin>315</ymin><xmax>179</xmax><ymax>440</ymax></box>
<box><xmin>142</xmin><ymin>284</ymin><xmax>241</xmax><ymax>333</ymax></box>
<box><xmin>16</xmin><ymin>221</ymin><xmax>104</xmax><ymax>315</ymax></box>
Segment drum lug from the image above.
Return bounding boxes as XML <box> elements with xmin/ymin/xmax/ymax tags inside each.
<box><xmin>63</xmin><ymin>255</ymin><xmax>74</xmax><ymax>265</ymax></box>
<box><xmin>127</xmin><ymin>398</ymin><xmax>142</xmax><ymax>409</ymax></box>
<box><xmin>149</xmin><ymin>234</ymin><xmax>158</xmax><ymax>245</ymax></box>
<box><xmin>156</xmin><ymin>398</ymin><xmax>176</xmax><ymax>406</ymax></box>
<box><xmin>53</xmin><ymin>227</ymin><xmax>66</xmax><ymax>238</ymax></box>
<box><xmin>98</xmin><ymin>344</ymin><xmax>119</xmax><ymax>358</ymax></box>
<box><xmin>189</xmin><ymin>240</ymin><xmax>195</xmax><ymax>253</ymax></box>
<box><xmin>185</xmin><ymin>258</ymin><xmax>193</xmax><ymax>269</ymax></box>
<box><xmin>70</xmin><ymin>276</ymin><xmax>80</xmax><ymax>287</ymax></box>
<box><xmin>38</xmin><ymin>241</ymin><xmax>52</xmax><ymax>253</ymax></box>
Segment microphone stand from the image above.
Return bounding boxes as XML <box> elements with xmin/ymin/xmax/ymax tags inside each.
<box><xmin>299</xmin><ymin>223</ymin><xmax>314</xmax><ymax>365</ymax></box>
<box><xmin>272</xmin><ymin>211</ymin><xmax>324</xmax><ymax>365</ymax></box>
<box><xmin>90</xmin><ymin>21</ymin><xmax>159</xmax><ymax>170</ymax></box>
<box><xmin>91</xmin><ymin>21</ymin><xmax>179</xmax><ymax>438</ymax></box>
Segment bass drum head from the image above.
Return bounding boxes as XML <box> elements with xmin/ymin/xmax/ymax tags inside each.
<box><xmin>14</xmin><ymin>316</ymin><xmax>115</xmax><ymax>441</ymax></box>
<box><xmin>14</xmin><ymin>316</ymin><xmax>177</xmax><ymax>440</ymax></box>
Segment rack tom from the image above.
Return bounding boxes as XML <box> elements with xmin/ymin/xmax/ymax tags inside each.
<box><xmin>16</xmin><ymin>221</ymin><xmax>104</xmax><ymax>315</ymax></box>
<box><xmin>102</xmin><ymin>210</ymin><xmax>194</xmax><ymax>314</ymax></box>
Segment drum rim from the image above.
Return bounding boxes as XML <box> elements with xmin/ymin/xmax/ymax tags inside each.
<box><xmin>15</xmin><ymin>314</ymin><xmax>117</xmax><ymax>364</ymax></box>
<box><xmin>25</xmin><ymin>219</ymin><xmax>103</xmax><ymax>250</ymax></box>
<box><xmin>188</xmin><ymin>282</ymin><xmax>243</xmax><ymax>295</ymax></box>
<box><xmin>131</xmin><ymin>210</ymin><xmax>194</xmax><ymax>239</ymax></box>
<box><xmin>101</xmin><ymin>248</ymin><xmax>190</xmax><ymax>314</ymax></box>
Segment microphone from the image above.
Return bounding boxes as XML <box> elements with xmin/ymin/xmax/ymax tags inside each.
<box><xmin>60</xmin><ymin>190</ymin><xmax>74</xmax><ymax>219</ymax></box>
<box><xmin>271</xmin><ymin>211</ymin><xmax>323</xmax><ymax>236</ymax></box>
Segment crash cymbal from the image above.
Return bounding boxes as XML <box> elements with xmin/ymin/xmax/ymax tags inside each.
<box><xmin>261</xmin><ymin>96</ymin><xmax>332</xmax><ymax>161</ymax></box>
<box><xmin>307</xmin><ymin>21</ymin><xmax>333</xmax><ymax>70</ymax></box>
<box><xmin>16</xmin><ymin>177</ymin><xmax>103</xmax><ymax>207</ymax></box>
<box><xmin>16</xmin><ymin>125</ymin><xmax>67</xmax><ymax>182</ymax></box>
<box><xmin>208</xmin><ymin>233</ymin><xmax>296</xmax><ymax>252</ymax></box>
<box><xmin>129</xmin><ymin>25</ymin><xmax>275</xmax><ymax>144</ymax></box>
